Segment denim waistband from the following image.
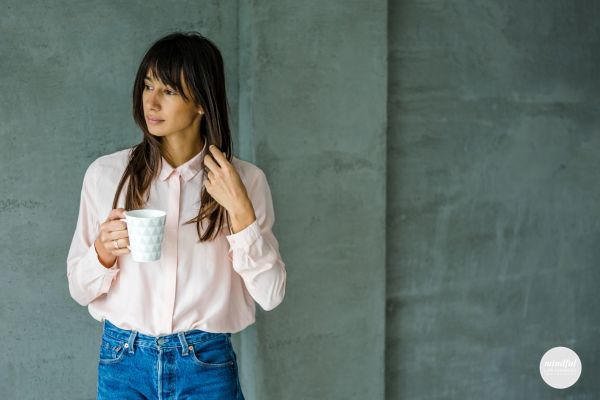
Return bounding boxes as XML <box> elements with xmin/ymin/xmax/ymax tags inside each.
<box><xmin>102</xmin><ymin>319</ymin><xmax>231</xmax><ymax>352</ymax></box>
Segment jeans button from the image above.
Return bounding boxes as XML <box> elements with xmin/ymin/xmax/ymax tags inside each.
<box><xmin>157</xmin><ymin>338</ymin><xmax>165</xmax><ymax>345</ymax></box>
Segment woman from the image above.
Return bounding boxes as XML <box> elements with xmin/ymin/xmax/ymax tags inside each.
<box><xmin>66</xmin><ymin>31</ymin><xmax>287</xmax><ymax>399</ymax></box>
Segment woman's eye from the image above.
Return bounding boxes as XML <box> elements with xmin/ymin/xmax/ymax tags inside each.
<box><xmin>143</xmin><ymin>85</ymin><xmax>176</xmax><ymax>95</ymax></box>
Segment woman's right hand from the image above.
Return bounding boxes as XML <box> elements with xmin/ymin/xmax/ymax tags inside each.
<box><xmin>95</xmin><ymin>208</ymin><xmax>130</xmax><ymax>267</ymax></box>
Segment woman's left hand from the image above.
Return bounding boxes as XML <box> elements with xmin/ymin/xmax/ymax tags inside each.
<box><xmin>203</xmin><ymin>145</ymin><xmax>254</xmax><ymax>218</ymax></box>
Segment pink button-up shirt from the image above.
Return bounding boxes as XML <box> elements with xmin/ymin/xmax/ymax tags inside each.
<box><xmin>66</xmin><ymin>141</ymin><xmax>286</xmax><ymax>336</ymax></box>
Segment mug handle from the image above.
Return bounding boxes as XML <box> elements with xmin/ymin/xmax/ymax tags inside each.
<box><xmin>118</xmin><ymin>218</ymin><xmax>132</xmax><ymax>250</ymax></box>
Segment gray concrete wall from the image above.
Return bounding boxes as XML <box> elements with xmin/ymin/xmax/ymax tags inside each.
<box><xmin>0</xmin><ymin>1</ymin><xmax>238</xmax><ymax>399</ymax></box>
<box><xmin>240</xmin><ymin>1</ymin><xmax>387</xmax><ymax>400</ymax></box>
<box><xmin>387</xmin><ymin>0</ymin><xmax>600</xmax><ymax>398</ymax></box>
<box><xmin>237</xmin><ymin>1</ymin><xmax>388</xmax><ymax>399</ymax></box>
<box><xmin>3</xmin><ymin>0</ymin><xmax>598</xmax><ymax>399</ymax></box>
<box><xmin>1</xmin><ymin>0</ymin><xmax>387</xmax><ymax>399</ymax></box>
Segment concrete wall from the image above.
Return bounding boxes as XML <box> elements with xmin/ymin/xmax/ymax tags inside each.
<box><xmin>2</xmin><ymin>0</ymin><xmax>598</xmax><ymax>399</ymax></box>
<box><xmin>237</xmin><ymin>1</ymin><xmax>387</xmax><ymax>399</ymax></box>
<box><xmin>0</xmin><ymin>0</ymin><xmax>386</xmax><ymax>399</ymax></box>
<box><xmin>0</xmin><ymin>1</ymin><xmax>239</xmax><ymax>398</ymax></box>
<box><xmin>387</xmin><ymin>1</ymin><xmax>600</xmax><ymax>398</ymax></box>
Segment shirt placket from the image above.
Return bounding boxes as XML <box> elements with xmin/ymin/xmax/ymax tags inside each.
<box><xmin>163</xmin><ymin>169</ymin><xmax>181</xmax><ymax>334</ymax></box>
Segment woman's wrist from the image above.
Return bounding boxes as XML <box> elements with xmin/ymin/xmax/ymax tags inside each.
<box><xmin>94</xmin><ymin>237</ymin><xmax>117</xmax><ymax>268</ymax></box>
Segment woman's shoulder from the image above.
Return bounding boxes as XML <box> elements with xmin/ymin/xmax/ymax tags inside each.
<box><xmin>88</xmin><ymin>147</ymin><xmax>133</xmax><ymax>176</ymax></box>
<box><xmin>83</xmin><ymin>147</ymin><xmax>133</xmax><ymax>190</ymax></box>
<box><xmin>230</xmin><ymin>156</ymin><xmax>267</xmax><ymax>184</ymax></box>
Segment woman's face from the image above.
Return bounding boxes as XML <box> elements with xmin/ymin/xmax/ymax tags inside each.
<box><xmin>142</xmin><ymin>69</ymin><xmax>203</xmax><ymax>138</ymax></box>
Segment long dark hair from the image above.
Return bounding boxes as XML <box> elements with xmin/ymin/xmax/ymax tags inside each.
<box><xmin>111</xmin><ymin>31</ymin><xmax>233</xmax><ymax>242</ymax></box>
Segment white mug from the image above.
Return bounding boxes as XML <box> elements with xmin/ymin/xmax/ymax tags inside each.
<box><xmin>119</xmin><ymin>209</ymin><xmax>167</xmax><ymax>262</ymax></box>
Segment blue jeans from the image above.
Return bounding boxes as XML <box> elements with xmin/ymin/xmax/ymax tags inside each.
<box><xmin>97</xmin><ymin>319</ymin><xmax>245</xmax><ymax>399</ymax></box>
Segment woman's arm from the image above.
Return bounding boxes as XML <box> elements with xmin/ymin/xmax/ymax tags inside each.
<box><xmin>66</xmin><ymin>161</ymin><xmax>120</xmax><ymax>306</ymax></box>
<box><xmin>225</xmin><ymin>168</ymin><xmax>287</xmax><ymax>311</ymax></box>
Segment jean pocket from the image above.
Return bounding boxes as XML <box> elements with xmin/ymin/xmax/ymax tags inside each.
<box><xmin>98</xmin><ymin>335</ymin><xmax>127</xmax><ymax>365</ymax></box>
<box><xmin>189</xmin><ymin>335</ymin><xmax>235</xmax><ymax>369</ymax></box>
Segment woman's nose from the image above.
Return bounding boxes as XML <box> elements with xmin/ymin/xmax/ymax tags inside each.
<box><xmin>146</xmin><ymin>93</ymin><xmax>161</xmax><ymax>109</ymax></box>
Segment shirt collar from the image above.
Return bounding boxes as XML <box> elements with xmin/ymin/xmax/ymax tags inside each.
<box><xmin>159</xmin><ymin>140</ymin><xmax>208</xmax><ymax>182</ymax></box>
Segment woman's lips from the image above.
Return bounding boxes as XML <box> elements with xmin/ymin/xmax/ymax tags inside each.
<box><xmin>147</xmin><ymin>117</ymin><xmax>164</xmax><ymax>124</ymax></box>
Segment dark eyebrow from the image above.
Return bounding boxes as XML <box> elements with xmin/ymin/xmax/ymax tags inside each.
<box><xmin>143</xmin><ymin>75</ymin><xmax>178</xmax><ymax>92</ymax></box>
<box><xmin>144</xmin><ymin>76</ymin><xmax>173</xmax><ymax>88</ymax></box>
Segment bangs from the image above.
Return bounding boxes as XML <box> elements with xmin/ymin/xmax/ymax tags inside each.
<box><xmin>144</xmin><ymin>49</ymin><xmax>193</xmax><ymax>103</ymax></box>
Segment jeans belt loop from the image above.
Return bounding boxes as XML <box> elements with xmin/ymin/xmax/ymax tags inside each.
<box><xmin>127</xmin><ymin>330</ymin><xmax>138</xmax><ymax>354</ymax></box>
<box><xmin>178</xmin><ymin>331</ymin><xmax>191</xmax><ymax>356</ymax></box>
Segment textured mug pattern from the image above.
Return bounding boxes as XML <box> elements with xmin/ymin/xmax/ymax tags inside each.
<box><xmin>120</xmin><ymin>210</ymin><xmax>166</xmax><ymax>262</ymax></box>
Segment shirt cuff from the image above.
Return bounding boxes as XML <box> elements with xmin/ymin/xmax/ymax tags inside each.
<box><xmin>87</xmin><ymin>242</ymin><xmax>120</xmax><ymax>292</ymax></box>
<box><xmin>226</xmin><ymin>219</ymin><xmax>261</xmax><ymax>251</ymax></box>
